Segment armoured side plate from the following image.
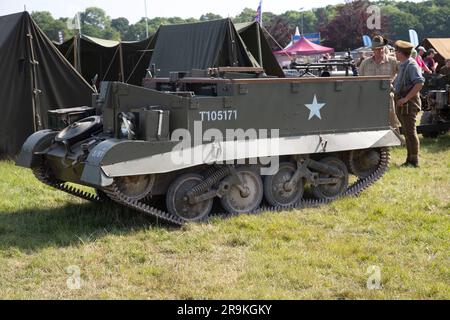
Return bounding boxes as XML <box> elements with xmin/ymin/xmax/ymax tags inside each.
<box><xmin>238</xmin><ymin>84</ymin><xmax>249</xmax><ymax>94</ymax></box>
<box><xmin>99</xmin><ymin>129</ymin><xmax>401</xmax><ymax>178</ymax></box>
<box><xmin>335</xmin><ymin>81</ymin><xmax>344</xmax><ymax>91</ymax></box>
<box><xmin>291</xmin><ymin>83</ymin><xmax>300</xmax><ymax>93</ymax></box>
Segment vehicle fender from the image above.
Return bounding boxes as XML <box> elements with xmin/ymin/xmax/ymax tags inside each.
<box><xmin>79</xmin><ymin>139</ymin><xmax>119</xmax><ymax>187</ymax></box>
<box><xmin>16</xmin><ymin>130</ymin><xmax>58</xmax><ymax>168</ymax></box>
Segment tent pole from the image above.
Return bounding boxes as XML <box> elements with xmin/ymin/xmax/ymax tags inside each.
<box><xmin>73</xmin><ymin>32</ymin><xmax>82</xmax><ymax>73</ymax></box>
<box><xmin>256</xmin><ymin>23</ymin><xmax>263</xmax><ymax>68</ymax></box>
<box><xmin>73</xmin><ymin>35</ymin><xmax>78</xmax><ymax>72</ymax></box>
<box><xmin>228</xmin><ymin>20</ymin><xmax>238</xmax><ymax>66</ymax></box>
<box><xmin>26</xmin><ymin>19</ymin><xmax>41</xmax><ymax>131</ymax></box>
<box><xmin>119</xmin><ymin>40</ymin><xmax>125</xmax><ymax>82</ymax></box>
<box><xmin>77</xmin><ymin>32</ymin><xmax>82</xmax><ymax>73</ymax></box>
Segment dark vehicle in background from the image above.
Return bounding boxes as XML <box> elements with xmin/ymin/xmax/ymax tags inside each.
<box><xmin>419</xmin><ymin>74</ymin><xmax>450</xmax><ymax>138</ymax></box>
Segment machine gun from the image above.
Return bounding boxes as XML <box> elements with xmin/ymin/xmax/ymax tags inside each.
<box><xmin>290</xmin><ymin>57</ymin><xmax>358</xmax><ymax>77</ymax></box>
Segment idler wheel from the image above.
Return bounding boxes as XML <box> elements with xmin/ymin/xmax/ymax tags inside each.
<box><xmin>55</xmin><ymin>116</ymin><xmax>102</xmax><ymax>145</ymax></box>
<box><xmin>115</xmin><ymin>174</ymin><xmax>155</xmax><ymax>201</ymax></box>
<box><xmin>220</xmin><ymin>166</ymin><xmax>263</xmax><ymax>214</ymax></box>
<box><xmin>166</xmin><ymin>173</ymin><xmax>213</xmax><ymax>221</ymax></box>
<box><xmin>264</xmin><ymin>162</ymin><xmax>304</xmax><ymax>207</ymax></box>
<box><xmin>312</xmin><ymin>157</ymin><xmax>348</xmax><ymax>200</ymax></box>
<box><xmin>346</xmin><ymin>148</ymin><xmax>381</xmax><ymax>178</ymax></box>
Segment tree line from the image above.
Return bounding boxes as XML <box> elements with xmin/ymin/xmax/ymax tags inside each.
<box><xmin>31</xmin><ymin>0</ymin><xmax>450</xmax><ymax>51</ymax></box>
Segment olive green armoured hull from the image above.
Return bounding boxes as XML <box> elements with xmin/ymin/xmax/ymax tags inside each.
<box><xmin>17</xmin><ymin>77</ymin><xmax>401</xmax><ymax>224</ymax></box>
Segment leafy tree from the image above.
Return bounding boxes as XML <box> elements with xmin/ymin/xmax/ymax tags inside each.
<box><xmin>233</xmin><ymin>8</ymin><xmax>257</xmax><ymax>23</ymax></box>
<box><xmin>31</xmin><ymin>11</ymin><xmax>70</xmax><ymax>42</ymax></box>
<box><xmin>111</xmin><ymin>17</ymin><xmax>130</xmax><ymax>37</ymax></box>
<box><xmin>79</xmin><ymin>7</ymin><xmax>120</xmax><ymax>40</ymax></box>
<box><xmin>265</xmin><ymin>16</ymin><xmax>293</xmax><ymax>49</ymax></box>
<box><xmin>257</xmin><ymin>11</ymin><xmax>273</xmax><ymax>26</ymax></box>
<box><xmin>319</xmin><ymin>0</ymin><xmax>385</xmax><ymax>51</ymax></box>
<box><xmin>124</xmin><ymin>18</ymin><xmax>148</xmax><ymax>41</ymax></box>
<box><xmin>31</xmin><ymin>1</ymin><xmax>450</xmax><ymax>48</ymax></box>
<box><xmin>382</xmin><ymin>5</ymin><xmax>422</xmax><ymax>40</ymax></box>
<box><xmin>199</xmin><ymin>13</ymin><xmax>223</xmax><ymax>21</ymax></box>
<box><xmin>418</xmin><ymin>6</ymin><xmax>450</xmax><ymax>38</ymax></box>
<box><xmin>279</xmin><ymin>10</ymin><xmax>318</xmax><ymax>34</ymax></box>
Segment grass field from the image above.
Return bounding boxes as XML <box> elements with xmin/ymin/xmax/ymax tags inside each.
<box><xmin>0</xmin><ymin>134</ymin><xmax>449</xmax><ymax>299</ymax></box>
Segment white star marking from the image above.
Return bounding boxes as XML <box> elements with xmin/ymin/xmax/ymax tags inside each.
<box><xmin>304</xmin><ymin>95</ymin><xmax>326</xmax><ymax>120</ymax></box>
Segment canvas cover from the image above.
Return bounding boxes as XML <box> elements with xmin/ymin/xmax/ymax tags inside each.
<box><xmin>57</xmin><ymin>34</ymin><xmax>155</xmax><ymax>86</ymax></box>
<box><xmin>235</xmin><ymin>22</ymin><xmax>284</xmax><ymax>78</ymax></box>
<box><xmin>422</xmin><ymin>38</ymin><xmax>450</xmax><ymax>68</ymax></box>
<box><xmin>0</xmin><ymin>12</ymin><xmax>94</xmax><ymax>156</ymax></box>
<box><xmin>149</xmin><ymin>19</ymin><xmax>283</xmax><ymax>77</ymax></box>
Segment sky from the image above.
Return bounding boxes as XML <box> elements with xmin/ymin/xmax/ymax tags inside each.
<box><xmin>0</xmin><ymin>0</ymin><xmax>347</xmax><ymax>23</ymax></box>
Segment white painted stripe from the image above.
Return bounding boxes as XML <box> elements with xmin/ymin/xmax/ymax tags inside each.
<box><xmin>101</xmin><ymin>129</ymin><xmax>401</xmax><ymax>177</ymax></box>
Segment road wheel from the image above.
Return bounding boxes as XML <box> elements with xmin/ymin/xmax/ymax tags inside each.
<box><xmin>115</xmin><ymin>174</ymin><xmax>155</xmax><ymax>201</ymax></box>
<box><xmin>166</xmin><ymin>173</ymin><xmax>213</xmax><ymax>221</ymax></box>
<box><xmin>264</xmin><ymin>162</ymin><xmax>304</xmax><ymax>207</ymax></box>
<box><xmin>312</xmin><ymin>157</ymin><xmax>349</xmax><ymax>200</ymax></box>
<box><xmin>220</xmin><ymin>166</ymin><xmax>263</xmax><ymax>214</ymax></box>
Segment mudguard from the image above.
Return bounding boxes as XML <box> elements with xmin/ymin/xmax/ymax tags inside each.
<box><xmin>16</xmin><ymin>130</ymin><xmax>58</xmax><ymax>168</ymax></box>
<box><xmin>80</xmin><ymin>140</ymin><xmax>118</xmax><ymax>187</ymax></box>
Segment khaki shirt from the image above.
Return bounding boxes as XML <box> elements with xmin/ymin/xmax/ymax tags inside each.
<box><xmin>393</xmin><ymin>58</ymin><xmax>425</xmax><ymax>95</ymax></box>
<box><xmin>359</xmin><ymin>54</ymin><xmax>399</xmax><ymax>79</ymax></box>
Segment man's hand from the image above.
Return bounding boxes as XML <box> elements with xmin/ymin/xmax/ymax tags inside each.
<box><xmin>396</xmin><ymin>97</ymin><xmax>409</xmax><ymax>107</ymax></box>
<box><xmin>397</xmin><ymin>83</ymin><xmax>424</xmax><ymax>107</ymax></box>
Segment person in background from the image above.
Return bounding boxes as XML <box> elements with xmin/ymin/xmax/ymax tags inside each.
<box><xmin>322</xmin><ymin>53</ymin><xmax>331</xmax><ymax>61</ymax></box>
<box><xmin>424</xmin><ymin>48</ymin><xmax>438</xmax><ymax>73</ymax></box>
<box><xmin>355</xmin><ymin>51</ymin><xmax>367</xmax><ymax>67</ymax></box>
<box><xmin>393</xmin><ymin>40</ymin><xmax>425</xmax><ymax>168</ymax></box>
<box><xmin>439</xmin><ymin>58</ymin><xmax>450</xmax><ymax>77</ymax></box>
<box><xmin>416</xmin><ymin>46</ymin><xmax>432</xmax><ymax>74</ymax></box>
<box><xmin>359</xmin><ymin>36</ymin><xmax>400</xmax><ymax>129</ymax></box>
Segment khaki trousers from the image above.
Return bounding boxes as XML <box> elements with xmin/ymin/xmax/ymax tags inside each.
<box><xmin>394</xmin><ymin>93</ymin><xmax>421</xmax><ymax>163</ymax></box>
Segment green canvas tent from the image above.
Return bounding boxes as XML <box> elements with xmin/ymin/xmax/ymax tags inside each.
<box><xmin>57</xmin><ymin>34</ymin><xmax>155</xmax><ymax>86</ymax></box>
<box><xmin>149</xmin><ymin>19</ymin><xmax>284</xmax><ymax>78</ymax></box>
<box><xmin>235</xmin><ymin>21</ymin><xmax>284</xmax><ymax>78</ymax></box>
<box><xmin>0</xmin><ymin>12</ymin><xmax>94</xmax><ymax>157</ymax></box>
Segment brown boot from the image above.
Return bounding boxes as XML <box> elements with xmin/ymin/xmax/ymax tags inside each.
<box><xmin>401</xmin><ymin>161</ymin><xmax>419</xmax><ymax>168</ymax></box>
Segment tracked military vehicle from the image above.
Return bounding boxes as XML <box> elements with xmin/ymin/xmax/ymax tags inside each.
<box><xmin>17</xmin><ymin>67</ymin><xmax>401</xmax><ymax>226</ymax></box>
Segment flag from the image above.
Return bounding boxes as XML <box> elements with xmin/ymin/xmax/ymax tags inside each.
<box><xmin>304</xmin><ymin>33</ymin><xmax>321</xmax><ymax>44</ymax></box>
<box><xmin>254</xmin><ymin>0</ymin><xmax>262</xmax><ymax>25</ymax></box>
<box><xmin>409</xmin><ymin>29</ymin><xmax>419</xmax><ymax>47</ymax></box>
<box><xmin>58</xmin><ymin>31</ymin><xmax>64</xmax><ymax>44</ymax></box>
<box><xmin>66</xmin><ymin>12</ymin><xmax>81</xmax><ymax>31</ymax></box>
<box><xmin>293</xmin><ymin>27</ymin><xmax>301</xmax><ymax>42</ymax></box>
<box><xmin>362</xmin><ymin>35</ymin><xmax>372</xmax><ymax>47</ymax></box>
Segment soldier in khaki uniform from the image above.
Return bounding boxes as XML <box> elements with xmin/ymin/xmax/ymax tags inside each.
<box><xmin>359</xmin><ymin>36</ymin><xmax>400</xmax><ymax>129</ymax></box>
<box><xmin>393</xmin><ymin>40</ymin><xmax>425</xmax><ymax>168</ymax></box>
